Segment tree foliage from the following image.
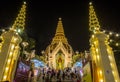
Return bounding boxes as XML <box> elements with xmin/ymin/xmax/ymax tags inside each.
<box><xmin>39</xmin><ymin>55</ymin><xmax>45</xmax><ymax>62</ymax></box>
<box><xmin>72</xmin><ymin>53</ymin><xmax>83</xmax><ymax>64</ymax></box>
<box><xmin>19</xmin><ymin>30</ymin><xmax>36</xmax><ymax>60</ymax></box>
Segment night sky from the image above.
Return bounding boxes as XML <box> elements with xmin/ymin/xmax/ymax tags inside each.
<box><xmin>0</xmin><ymin>0</ymin><xmax>120</xmax><ymax>55</ymax></box>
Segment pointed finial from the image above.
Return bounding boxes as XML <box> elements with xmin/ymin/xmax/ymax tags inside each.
<box><xmin>23</xmin><ymin>1</ymin><xmax>26</xmax><ymax>4</ymax></box>
<box><xmin>89</xmin><ymin>2</ymin><xmax>100</xmax><ymax>33</ymax></box>
<box><xmin>59</xmin><ymin>17</ymin><xmax>62</xmax><ymax>21</ymax></box>
<box><xmin>11</xmin><ymin>2</ymin><xmax>26</xmax><ymax>33</ymax></box>
<box><xmin>52</xmin><ymin>18</ymin><xmax>68</xmax><ymax>44</ymax></box>
<box><xmin>89</xmin><ymin>2</ymin><xmax>92</xmax><ymax>5</ymax></box>
<box><xmin>55</xmin><ymin>17</ymin><xmax>64</xmax><ymax>35</ymax></box>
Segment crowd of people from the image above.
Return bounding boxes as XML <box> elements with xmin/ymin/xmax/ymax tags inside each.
<box><xmin>29</xmin><ymin>67</ymin><xmax>82</xmax><ymax>82</ymax></box>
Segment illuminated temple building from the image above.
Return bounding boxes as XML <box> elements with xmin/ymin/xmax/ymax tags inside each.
<box><xmin>0</xmin><ymin>1</ymin><xmax>120</xmax><ymax>82</ymax></box>
<box><xmin>44</xmin><ymin>18</ymin><xmax>74</xmax><ymax>69</ymax></box>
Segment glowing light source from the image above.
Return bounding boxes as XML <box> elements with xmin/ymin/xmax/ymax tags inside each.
<box><xmin>108</xmin><ymin>56</ymin><xmax>112</xmax><ymax>60</ymax></box>
<box><xmin>94</xmin><ymin>41</ymin><xmax>97</xmax><ymax>45</ymax></box>
<box><xmin>24</xmin><ymin>1</ymin><xmax>26</xmax><ymax>4</ymax></box>
<box><xmin>17</xmin><ymin>29</ymin><xmax>21</xmax><ymax>33</ymax></box>
<box><xmin>115</xmin><ymin>43</ymin><xmax>119</xmax><ymax>46</ymax></box>
<box><xmin>11</xmin><ymin>45</ymin><xmax>15</xmax><ymax>50</ymax></box>
<box><xmin>92</xmin><ymin>35</ymin><xmax>95</xmax><ymax>38</ymax></box>
<box><xmin>6</xmin><ymin>67</ymin><xmax>9</xmax><ymax>71</ymax></box>
<box><xmin>103</xmin><ymin>30</ymin><xmax>106</xmax><ymax>33</ymax></box>
<box><xmin>9</xmin><ymin>52</ymin><xmax>12</xmax><ymax>56</ymax></box>
<box><xmin>110</xmin><ymin>63</ymin><xmax>112</xmax><ymax>66</ymax></box>
<box><xmin>16</xmin><ymin>32</ymin><xmax>18</xmax><ymax>35</ymax></box>
<box><xmin>100</xmin><ymin>79</ymin><xmax>103</xmax><ymax>82</ymax></box>
<box><xmin>8</xmin><ymin>59</ymin><xmax>11</xmax><ymax>63</ymax></box>
<box><xmin>115</xmin><ymin>34</ymin><xmax>119</xmax><ymax>37</ymax></box>
<box><xmin>112</xmin><ymin>71</ymin><xmax>115</xmax><ymax>75</ymax></box>
<box><xmin>100</xmin><ymin>70</ymin><xmax>102</xmax><ymax>75</ymax></box>
<box><xmin>89</xmin><ymin>2</ymin><xmax>92</xmax><ymax>5</ymax></box>
<box><xmin>97</xmin><ymin>55</ymin><xmax>99</xmax><ymax>60</ymax></box>
<box><xmin>14</xmin><ymin>38</ymin><xmax>17</xmax><ymax>42</ymax></box>
<box><xmin>109</xmin><ymin>32</ymin><xmax>113</xmax><ymax>35</ymax></box>
<box><xmin>96</xmin><ymin>48</ymin><xmax>98</xmax><ymax>52</ymax></box>
<box><xmin>2</xmin><ymin>29</ymin><xmax>5</xmax><ymax>32</ymax></box>
<box><xmin>109</xmin><ymin>39</ymin><xmax>113</xmax><ymax>42</ymax></box>
<box><xmin>3</xmin><ymin>75</ymin><xmax>7</xmax><ymax>80</ymax></box>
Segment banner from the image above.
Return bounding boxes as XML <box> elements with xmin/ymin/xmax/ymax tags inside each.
<box><xmin>83</xmin><ymin>62</ymin><xmax>92</xmax><ymax>82</ymax></box>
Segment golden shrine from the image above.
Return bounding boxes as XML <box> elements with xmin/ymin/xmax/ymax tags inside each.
<box><xmin>44</xmin><ymin>18</ymin><xmax>74</xmax><ymax>69</ymax></box>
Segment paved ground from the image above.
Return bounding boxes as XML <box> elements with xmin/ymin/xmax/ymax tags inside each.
<box><xmin>37</xmin><ymin>76</ymin><xmax>74</xmax><ymax>82</ymax></box>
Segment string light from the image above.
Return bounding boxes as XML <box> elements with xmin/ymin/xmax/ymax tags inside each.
<box><xmin>109</xmin><ymin>32</ymin><xmax>113</xmax><ymax>35</ymax></box>
<box><xmin>115</xmin><ymin>43</ymin><xmax>119</xmax><ymax>46</ymax></box>
<box><xmin>2</xmin><ymin>29</ymin><xmax>5</xmax><ymax>32</ymax></box>
<box><xmin>103</xmin><ymin>30</ymin><xmax>106</xmax><ymax>33</ymax></box>
<box><xmin>101</xmin><ymin>29</ymin><xmax>120</xmax><ymax>37</ymax></box>
<box><xmin>110</xmin><ymin>39</ymin><xmax>113</xmax><ymax>42</ymax></box>
<box><xmin>101</xmin><ymin>29</ymin><xmax>120</xmax><ymax>47</ymax></box>
<box><xmin>115</xmin><ymin>34</ymin><xmax>119</xmax><ymax>37</ymax></box>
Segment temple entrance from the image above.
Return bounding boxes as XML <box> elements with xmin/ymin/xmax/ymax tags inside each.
<box><xmin>55</xmin><ymin>50</ymin><xmax>65</xmax><ymax>70</ymax></box>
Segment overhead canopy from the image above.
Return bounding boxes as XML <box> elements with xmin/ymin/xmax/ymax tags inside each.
<box><xmin>74</xmin><ymin>60</ymin><xmax>83</xmax><ymax>68</ymax></box>
<box><xmin>31</xmin><ymin>59</ymin><xmax>45</xmax><ymax>68</ymax></box>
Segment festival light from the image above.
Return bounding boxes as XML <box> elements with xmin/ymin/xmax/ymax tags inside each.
<box><xmin>100</xmin><ymin>29</ymin><xmax>120</xmax><ymax>47</ymax></box>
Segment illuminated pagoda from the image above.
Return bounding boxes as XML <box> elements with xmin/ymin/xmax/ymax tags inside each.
<box><xmin>44</xmin><ymin>18</ymin><xmax>74</xmax><ymax>69</ymax></box>
<box><xmin>0</xmin><ymin>2</ymin><xmax>26</xmax><ymax>81</ymax></box>
<box><xmin>89</xmin><ymin>2</ymin><xmax>120</xmax><ymax>82</ymax></box>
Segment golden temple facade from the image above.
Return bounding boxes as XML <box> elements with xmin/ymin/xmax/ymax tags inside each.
<box><xmin>44</xmin><ymin>18</ymin><xmax>74</xmax><ymax>69</ymax></box>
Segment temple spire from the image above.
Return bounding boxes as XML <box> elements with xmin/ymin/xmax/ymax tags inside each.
<box><xmin>11</xmin><ymin>1</ymin><xmax>26</xmax><ymax>33</ymax></box>
<box><xmin>52</xmin><ymin>18</ymin><xmax>68</xmax><ymax>44</ymax></box>
<box><xmin>55</xmin><ymin>17</ymin><xmax>65</xmax><ymax>36</ymax></box>
<box><xmin>89</xmin><ymin>2</ymin><xmax>100</xmax><ymax>33</ymax></box>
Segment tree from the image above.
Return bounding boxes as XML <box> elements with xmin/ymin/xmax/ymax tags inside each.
<box><xmin>39</xmin><ymin>56</ymin><xmax>45</xmax><ymax>62</ymax></box>
<box><xmin>72</xmin><ymin>52</ymin><xmax>83</xmax><ymax>64</ymax></box>
<box><xmin>19</xmin><ymin>30</ymin><xmax>36</xmax><ymax>60</ymax></box>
